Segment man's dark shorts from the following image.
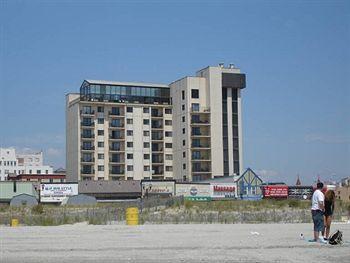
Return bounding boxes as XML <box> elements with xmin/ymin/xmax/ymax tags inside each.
<box><xmin>312</xmin><ymin>210</ymin><xmax>324</xmax><ymax>232</ymax></box>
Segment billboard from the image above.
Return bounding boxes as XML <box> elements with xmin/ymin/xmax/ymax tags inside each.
<box><xmin>262</xmin><ymin>185</ymin><xmax>288</xmax><ymax>198</ymax></box>
<box><xmin>176</xmin><ymin>183</ymin><xmax>211</xmax><ymax>201</ymax></box>
<box><xmin>141</xmin><ymin>180</ymin><xmax>175</xmax><ymax>197</ymax></box>
<box><xmin>40</xmin><ymin>183</ymin><xmax>78</xmax><ymax>203</ymax></box>
<box><xmin>211</xmin><ymin>183</ymin><xmax>237</xmax><ymax>199</ymax></box>
<box><xmin>289</xmin><ymin>186</ymin><xmax>313</xmax><ymax>199</ymax></box>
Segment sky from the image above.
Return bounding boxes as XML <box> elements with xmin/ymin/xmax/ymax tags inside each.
<box><xmin>0</xmin><ymin>0</ymin><xmax>349</xmax><ymax>184</ymax></box>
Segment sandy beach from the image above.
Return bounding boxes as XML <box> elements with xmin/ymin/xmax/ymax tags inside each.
<box><xmin>1</xmin><ymin>223</ymin><xmax>349</xmax><ymax>263</ymax></box>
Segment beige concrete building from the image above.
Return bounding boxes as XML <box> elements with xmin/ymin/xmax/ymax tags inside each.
<box><xmin>170</xmin><ymin>65</ymin><xmax>246</xmax><ymax>181</ymax></box>
<box><xmin>66</xmin><ymin>64</ymin><xmax>246</xmax><ymax>182</ymax></box>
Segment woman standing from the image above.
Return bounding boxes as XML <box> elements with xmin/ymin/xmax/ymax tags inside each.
<box><xmin>323</xmin><ymin>190</ymin><xmax>336</xmax><ymax>240</ymax></box>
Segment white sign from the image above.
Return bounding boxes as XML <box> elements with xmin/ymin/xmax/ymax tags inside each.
<box><xmin>40</xmin><ymin>183</ymin><xmax>78</xmax><ymax>203</ymax></box>
<box><xmin>176</xmin><ymin>183</ymin><xmax>211</xmax><ymax>200</ymax></box>
<box><xmin>211</xmin><ymin>183</ymin><xmax>237</xmax><ymax>199</ymax></box>
<box><xmin>141</xmin><ymin>181</ymin><xmax>175</xmax><ymax>196</ymax></box>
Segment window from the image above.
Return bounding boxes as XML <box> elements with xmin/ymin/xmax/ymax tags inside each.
<box><xmin>183</xmin><ymin>140</ymin><xmax>186</xmax><ymax>146</ymax></box>
<box><xmin>183</xmin><ymin>152</ymin><xmax>186</xmax><ymax>158</ymax></box>
<box><xmin>37</xmin><ymin>170</ymin><xmax>41</xmax><ymax>174</ymax></box>
<box><xmin>165</xmin><ymin>131</ymin><xmax>172</xmax><ymax>137</ymax></box>
<box><xmin>127</xmin><ymin>119</ymin><xmax>133</xmax><ymax>124</ymax></box>
<box><xmin>143</xmin><ymin>119</ymin><xmax>150</xmax><ymax>125</ymax></box>
<box><xmin>97</xmin><ymin>106</ymin><xmax>104</xmax><ymax>113</ymax></box>
<box><xmin>183</xmin><ymin>164</ymin><xmax>186</xmax><ymax>169</ymax></box>
<box><xmin>127</xmin><ymin>130</ymin><xmax>133</xmax><ymax>136</ymax></box>
<box><xmin>98</xmin><ymin>130</ymin><xmax>104</xmax><ymax>136</ymax></box>
<box><xmin>165</xmin><ymin>120</ymin><xmax>172</xmax><ymax>125</ymax></box>
<box><xmin>127</xmin><ymin>142</ymin><xmax>133</xmax><ymax>147</ymax></box>
<box><xmin>191</xmin><ymin>103</ymin><xmax>199</xmax><ymax>112</ymax></box>
<box><xmin>144</xmin><ymin>142</ymin><xmax>150</xmax><ymax>148</ymax></box>
<box><xmin>127</xmin><ymin>107</ymin><xmax>133</xmax><ymax>113</ymax></box>
<box><xmin>127</xmin><ymin>165</ymin><xmax>133</xmax><ymax>171</ymax></box>
<box><xmin>98</xmin><ymin>154</ymin><xmax>104</xmax><ymax>159</ymax></box>
<box><xmin>143</xmin><ymin>107</ymin><xmax>149</xmax><ymax>113</ymax></box>
<box><xmin>143</xmin><ymin>131</ymin><xmax>150</xmax><ymax>136</ymax></box>
<box><xmin>144</xmin><ymin>165</ymin><xmax>150</xmax><ymax>171</ymax></box>
<box><xmin>98</xmin><ymin>142</ymin><xmax>104</xmax><ymax>147</ymax></box>
<box><xmin>191</xmin><ymin>89</ymin><xmax>199</xmax><ymax>98</ymax></box>
<box><xmin>182</xmin><ymin>128</ymin><xmax>185</xmax><ymax>134</ymax></box>
<box><xmin>165</xmin><ymin>154</ymin><xmax>173</xmax><ymax>160</ymax></box>
<box><xmin>165</xmin><ymin>108</ymin><xmax>172</xmax><ymax>114</ymax></box>
<box><xmin>182</xmin><ymin>104</ymin><xmax>185</xmax><ymax>111</ymax></box>
<box><xmin>182</xmin><ymin>116</ymin><xmax>185</xmax><ymax>122</ymax></box>
<box><xmin>166</xmin><ymin>166</ymin><xmax>173</xmax><ymax>171</ymax></box>
<box><xmin>165</xmin><ymin>143</ymin><xmax>172</xmax><ymax>148</ymax></box>
<box><xmin>98</xmin><ymin>165</ymin><xmax>104</xmax><ymax>171</ymax></box>
<box><xmin>127</xmin><ymin>154</ymin><xmax>133</xmax><ymax>159</ymax></box>
<box><xmin>97</xmin><ymin>118</ymin><xmax>104</xmax><ymax>124</ymax></box>
<box><xmin>144</xmin><ymin>154</ymin><xmax>150</xmax><ymax>159</ymax></box>
<box><xmin>182</xmin><ymin>90</ymin><xmax>185</xmax><ymax>100</ymax></box>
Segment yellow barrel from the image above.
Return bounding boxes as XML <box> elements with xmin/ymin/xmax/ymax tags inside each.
<box><xmin>126</xmin><ymin>207</ymin><xmax>139</xmax><ymax>225</ymax></box>
<box><xmin>11</xmin><ymin>219</ymin><xmax>19</xmax><ymax>227</ymax></box>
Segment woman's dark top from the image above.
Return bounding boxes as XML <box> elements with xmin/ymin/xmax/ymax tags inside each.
<box><xmin>324</xmin><ymin>200</ymin><xmax>334</xmax><ymax>216</ymax></box>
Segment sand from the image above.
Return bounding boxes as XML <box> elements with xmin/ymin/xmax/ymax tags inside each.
<box><xmin>1</xmin><ymin>223</ymin><xmax>349</xmax><ymax>263</ymax></box>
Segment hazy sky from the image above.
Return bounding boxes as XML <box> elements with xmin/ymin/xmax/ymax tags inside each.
<box><xmin>1</xmin><ymin>0</ymin><xmax>349</xmax><ymax>184</ymax></box>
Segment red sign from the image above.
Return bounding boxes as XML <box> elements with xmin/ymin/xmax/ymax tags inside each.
<box><xmin>213</xmin><ymin>185</ymin><xmax>235</xmax><ymax>192</ymax></box>
<box><xmin>263</xmin><ymin>185</ymin><xmax>288</xmax><ymax>198</ymax></box>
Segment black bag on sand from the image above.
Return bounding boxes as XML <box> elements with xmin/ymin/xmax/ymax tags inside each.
<box><xmin>328</xmin><ymin>230</ymin><xmax>343</xmax><ymax>245</ymax></box>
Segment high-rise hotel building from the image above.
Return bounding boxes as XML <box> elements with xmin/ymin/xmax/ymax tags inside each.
<box><xmin>66</xmin><ymin>64</ymin><xmax>246</xmax><ymax>182</ymax></box>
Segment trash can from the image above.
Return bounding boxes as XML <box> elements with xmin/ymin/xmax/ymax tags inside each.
<box><xmin>126</xmin><ymin>207</ymin><xmax>139</xmax><ymax>225</ymax></box>
<box><xmin>11</xmin><ymin>219</ymin><xmax>19</xmax><ymax>227</ymax></box>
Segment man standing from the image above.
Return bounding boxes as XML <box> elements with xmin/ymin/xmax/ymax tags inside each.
<box><xmin>310</xmin><ymin>182</ymin><xmax>326</xmax><ymax>243</ymax></box>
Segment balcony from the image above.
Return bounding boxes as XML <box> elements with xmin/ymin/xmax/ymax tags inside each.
<box><xmin>191</xmin><ymin>119</ymin><xmax>210</xmax><ymax>125</ymax></box>
<box><xmin>152</xmin><ymin>155</ymin><xmax>164</xmax><ymax>164</ymax></box>
<box><xmin>151</xmin><ymin>132</ymin><xmax>164</xmax><ymax>141</ymax></box>
<box><xmin>190</xmin><ymin>107</ymin><xmax>210</xmax><ymax>113</ymax></box>
<box><xmin>109</xmin><ymin>123</ymin><xmax>124</xmax><ymax>129</ymax></box>
<box><xmin>109</xmin><ymin>134</ymin><xmax>125</xmax><ymax>140</ymax></box>
<box><xmin>81</xmin><ymin>146</ymin><xmax>95</xmax><ymax>151</ymax></box>
<box><xmin>109</xmin><ymin>158</ymin><xmax>125</xmax><ymax>164</ymax></box>
<box><xmin>109</xmin><ymin>109</ymin><xmax>124</xmax><ymax>117</ymax></box>
<box><xmin>151</xmin><ymin>109</ymin><xmax>163</xmax><ymax>118</ymax></box>
<box><xmin>152</xmin><ymin>143</ymin><xmax>163</xmax><ymax>152</ymax></box>
<box><xmin>81</xmin><ymin>133</ymin><xmax>95</xmax><ymax>139</ymax></box>
<box><xmin>191</xmin><ymin>144</ymin><xmax>210</xmax><ymax>149</ymax></box>
<box><xmin>152</xmin><ymin>167</ymin><xmax>164</xmax><ymax>175</ymax></box>
<box><xmin>81</xmin><ymin>122</ymin><xmax>95</xmax><ymax>128</ymax></box>
<box><xmin>109</xmin><ymin>146</ymin><xmax>124</xmax><ymax>152</ymax></box>
<box><xmin>80</xmin><ymin>110</ymin><xmax>95</xmax><ymax>116</ymax></box>
<box><xmin>110</xmin><ymin>169</ymin><xmax>125</xmax><ymax>175</ymax></box>
<box><xmin>192</xmin><ymin>168</ymin><xmax>211</xmax><ymax>173</ymax></box>
<box><xmin>151</xmin><ymin>120</ymin><xmax>163</xmax><ymax>129</ymax></box>
<box><xmin>81</xmin><ymin>169</ymin><xmax>95</xmax><ymax>175</ymax></box>
<box><xmin>192</xmin><ymin>154</ymin><xmax>211</xmax><ymax>161</ymax></box>
<box><xmin>81</xmin><ymin>157</ymin><xmax>95</xmax><ymax>163</ymax></box>
<box><xmin>191</xmin><ymin>129</ymin><xmax>210</xmax><ymax>137</ymax></box>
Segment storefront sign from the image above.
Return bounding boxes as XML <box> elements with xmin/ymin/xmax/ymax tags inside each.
<box><xmin>262</xmin><ymin>185</ymin><xmax>288</xmax><ymax>198</ymax></box>
<box><xmin>141</xmin><ymin>181</ymin><xmax>175</xmax><ymax>196</ymax></box>
<box><xmin>176</xmin><ymin>183</ymin><xmax>211</xmax><ymax>201</ymax></box>
<box><xmin>289</xmin><ymin>186</ymin><xmax>313</xmax><ymax>199</ymax></box>
<box><xmin>211</xmin><ymin>183</ymin><xmax>236</xmax><ymax>199</ymax></box>
<box><xmin>40</xmin><ymin>183</ymin><xmax>78</xmax><ymax>203</ymax></box>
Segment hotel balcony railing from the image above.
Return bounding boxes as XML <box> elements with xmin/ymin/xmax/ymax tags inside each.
<box><xmin>109</xmin><ymin>135</ymin><xmax>125</xmax><ymax>140</ymax></box>
<box><xmin>109</xmin><ymin>111</ymin><xmax>124</xmax><ymax>116</ymax></box>
<box><xmin>151</xmin><ymin>124</ymin><xmax>163</xmax><ymax>129</ymax></box>
<box><xmin>192</xmin><ymin>155</ymin><xmax>211</xmax><ymax>160</ymax></box>
<box><xmin>191</xmin><ymin>119</ymin><xmax>210</xmax><ymax>124</ymax></box>
<box><xmin>152</xmin><ymin>170</ymin><xmax>164</xmax><ymax>175</ymax></box>
<box><xmin>152</xmin><ymin>158</ymin><xmax>164</xmax><ymax>164</ymax></box>
<box><xmin>81</xmin><ymin>169</ymin><xmax>95</xmax><ymax>174</ymax></box>
<box><xmin>81</xmin><ymin>146</ymin><xmax>95</xmax><ymax>150</ymax></box>
<box><xmin>109</xmin><ymin>123</ymin><xmax>124</xmax><ymax>128</ymax></box>
<box><xmin>81</xmin><ymin>122</ymin><xmax>95</xmax><ymax>127</ymax></box>
<box><xmin>81</xmin><ymin>133</ymin><xmax>95</xmax><ymax>138</ymax></box>
<box><xmin>109</xmin><ymin>170</ymin><xmax>125</xmax><ymax>175</ymax></box>
<box><xmin>192</xmin><ymin>168</ymin><xmax>211</xmax><ymax>173</ymax></box>
<box><xmin>80</xmin><ymin>110</ymin><xmax>95</xmax><ymax>115</ymax></box>
<box><xmin>191</xmin><ymin>144</ymin><xmax>210</xmax><ymax>148</ymax></box>
<box><xmin>190</xmin><ymin>107</ymin><xmax>210</xmax><ymax>113</ymax></box>
<box><xmin>109</xmin><ymin>158</ymin><xmax>125</xmax><ymax>163</ymax></box>
<box><xmin>81</xmin><ymin>158</ymin><xmax>95</xmax><ymax>163</ymax></box>
<box><xmin>151</xmin><ymin>135</ymin><xmax>164</xmax><ymax>140</ymax></box>
<box><xmin>151</xmin><ymin>110</ymin><xmax>163</xmax><ymax>118</ymax></box>
<box><xmin>109</xmin><ymin>146</ymin><xmax>124</xmax><ymax>151</ymax></box>
<box><xmin>191</xmin><ymin>131</ymin><xmax>210</xmax><ymax>136</ymax></box>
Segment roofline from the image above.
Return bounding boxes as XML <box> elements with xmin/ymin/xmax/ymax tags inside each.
<box><xmin>85</xmin><ymin>79</ymin><xmax>169</xmax><ymax>88</ymax></box>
